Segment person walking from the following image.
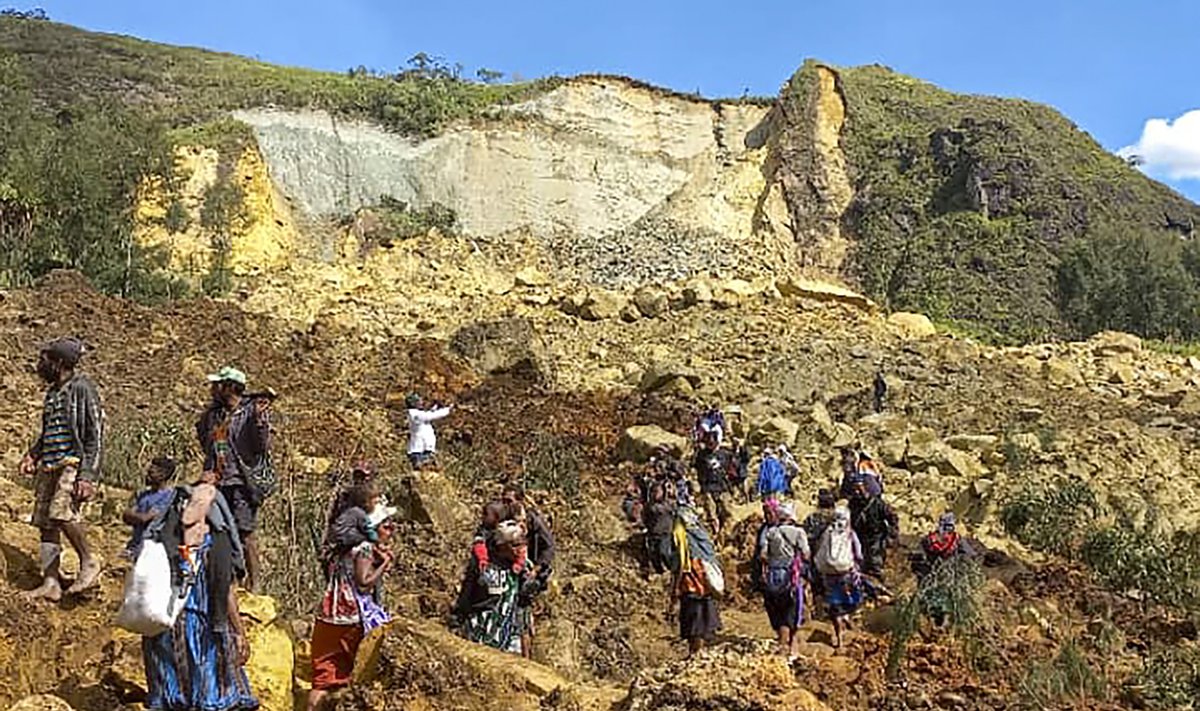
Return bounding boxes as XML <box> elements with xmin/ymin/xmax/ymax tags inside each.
<box><xmin>757</xmin><ymin>503</ymin><xmax>809</xmax><ymax>657</ymax></box>
<box><xmin>670</xmin><ymin>506</ymin><xmax>723</xmax><ymax>657</ymax></box>
<box><xmin>141</xmin><ymin>468</ymin><xmax>258</xmax><ymax>711</ymax></box>
<box><xmin>195</xmin><ymin>366</ymin><xmax>273</xmax><ymax>593</ymax></box>
<box><xmin>308</xmin><ymin>503</ymin><xmax>396</xmax><ymax>711</ymax></box>
<box><xmin>501</xmin><ymin>483</ymin><xmax>555</xmax><ymax>659</ymax></box>
<box><xmin>20</xmin><ymin>338</ymin><xmax>104</xmax><ymax>601</ymax></box>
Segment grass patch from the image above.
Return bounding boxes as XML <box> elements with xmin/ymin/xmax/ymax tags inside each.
<box><xmin>1017</xmin><ymin>639</ymin><xmax>1108</xmax><ymax>709</ymax></box>
<box><xmin>0</xmin><ymin>17</ymin><xmax>560</xmax><ymax>138</ymax></box>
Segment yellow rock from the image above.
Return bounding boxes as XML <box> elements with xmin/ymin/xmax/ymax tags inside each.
<box><xmin>240</xmin><ymin>593</ymin><xmax>293</xmax><ymax>711</ymax></box>
<box><xmin>887</xmin><ymin>311</ymin><xmax>937</xmax><ymax>339</ymax></box>
<box><xmin>8</xmin><ymin>695</ymin><xmax>74</xmax><ymax>711</ymax></box>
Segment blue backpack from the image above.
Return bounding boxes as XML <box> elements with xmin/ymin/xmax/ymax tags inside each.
<box><xmin>758</xmin><ymin>456</ymin><xmax>787</xmax><ymax>495</ymax></box>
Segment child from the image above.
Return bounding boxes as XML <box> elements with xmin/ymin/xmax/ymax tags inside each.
<box><xmin>322</xmin><ymin>482</ymin><xmax>381</xmax><ymax>565</ymax></box>
<box><xmin>122</xmin><ymin>457</ymin><xmax>177</xmax><ymax>559</ymax></box>
<box><xmin>471</xmin><ymin>500</ymin><xmax>527</xmax><ymax>574</ymax></box>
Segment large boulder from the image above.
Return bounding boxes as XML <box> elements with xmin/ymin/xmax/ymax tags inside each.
<box><xmin>1090</xmin><ymin>330</ymin><xmax>1143</xmax><ymax>357</ymax></box>
<box><xmin>449</xmin><ymin>318</ymin><xmax>555</xmax><ymax>385</ymax></box>
<box><xmin>632</xmin><ymin>286</ymin><xmax>670</xmax><ymax>318</ymax></box>
<box><xmin>639</xmin><ymin>362</ymin><xmax>702</xmax><ymax>393</ymax></box>
<box><xmin>580</xmin><ymin>290</ymin><xmax>628</xmax><ymax>321</ymax></box>
<box><xmin>752</xmin><ymin>416</ymin><xmax>800</xmax><ymax>447</ymax></box>
<box><xmin>394</xmin><ymin>471</ymin><xmax>474</xmax><ymax>533</ymax></box>
<box><xmin>1043</xmin><ymin>358</ymin><xmax>1085</xmax><ymax>387</ymax></box>
<box><xmin>775</xmin><ymin>278</ymin><xmax>876</xmax><ymax>312</ymax></box>
<box><xmin>945</xmin><ymin>434</ymin><xmax>1000</xmax><ymax>456</ymax></box>
<box><xmin>618</xmin><ymin>425</ymin><xmax>689</xmax><ymax>462</ymax></box>
<box><xmin>514</xmin><ymin>266</ymin><xmax>551</xmax><ymax>287</ymax></box>
<box><xmin>887</xmin><ymin>311</ymin><xmax>937</xmax><ymax>339</ymax></box>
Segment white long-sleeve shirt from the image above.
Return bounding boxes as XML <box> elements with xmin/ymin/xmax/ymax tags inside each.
<box><xmin>407</xmin><ymin>406</ymin><xmax>452</xmax><ymax>454</ymax></box>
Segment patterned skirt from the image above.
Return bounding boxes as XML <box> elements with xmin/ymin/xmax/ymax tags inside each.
<box><xmin>143</xmin><ymin>542</ymin><xmax>259</xmax><ymax>711</ymax></box>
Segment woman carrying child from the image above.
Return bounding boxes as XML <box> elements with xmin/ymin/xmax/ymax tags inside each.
<box><xmin>308</xmin><ymin>487</ymin><xmax>396</xmax><ymax>711</ymax></box>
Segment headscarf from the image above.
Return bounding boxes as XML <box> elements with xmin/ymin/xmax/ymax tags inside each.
<box><xmin>938</xmin><ymin>512</ymin><xmax>957</xmax><ymax>534</ymax></box>
<box><xmin>763</xmin><ymin>497</ymin><xmax>781</xmax><ymax>520</ymax></box>
<box><xmin>778</xmin><ymin>503</ymin><xmax>796</xmax><ymax>522</ymax></box>
<box><xmin>831</xmin><ymin>505</ymin><xmax>851</xmax><ymax>534</ymax></box>
<box><xmin>494</xmin><ymin>520</ymin><xmax>523</xmax><ymax>546</ymax></box>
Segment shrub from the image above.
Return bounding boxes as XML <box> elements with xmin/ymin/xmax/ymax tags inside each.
<box><xmin>1000</xmin><ymin>478</ymin><xmax>1098</xmax><ymax>558</ymax></box>
<box><xmin>104</xmin><ymin>417</ymin><xmax>196</xmax><ymax>492</ymax></box>
<box><xmin>1018</xmin><ymin>639</ymin><xmax>1108</xmax><ymax>708</ymax></box>
<box><xmin>888</xmin><ymin>556</ymin><xmax>987</xmax><ymax>677</ymax></box>
<box><xmin>520</xmin><ymin>432</ymin><xmax>583</xmax><ymax>499</ymax></box>
<box><xmin>1129</xmin><ymin>645</ymin><xmax>1200</xmax><ymax>710</ymax></box>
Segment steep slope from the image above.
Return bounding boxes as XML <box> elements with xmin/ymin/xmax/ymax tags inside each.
<box><xmin>6</xmin><ymin>17</ymin><xmax>1200</xmax><ymax>343</ymax></box>
<box><xmin>780</xmin><ymin>61</ymin><xmax>1200</xmax><ymax>343</ymax></box>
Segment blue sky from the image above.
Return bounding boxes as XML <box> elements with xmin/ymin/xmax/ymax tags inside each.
<box><xmin>30</xmin><ymin>0</ymin><xmax>1200</xmax><ymax>201</ymax></box>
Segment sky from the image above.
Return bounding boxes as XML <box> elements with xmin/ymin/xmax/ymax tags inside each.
<box><xmin>27</xmin><ymin>0</ymin><xmax>1200</xmax><ymax>202</ymax></box>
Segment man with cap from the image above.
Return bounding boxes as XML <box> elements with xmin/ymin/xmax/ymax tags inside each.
<box><xmin>195</xmin><ymin>365</ymin><xmax>272</xmax><ymax>592</ymax></box>
<box><xmin>19</xmin><ymin>337</ymin><xmax>104</xmax><ymax>601</ymax></box>
<box><xmin>405</xmin><ymin>393</ymin><xmax>452</xmax><ymax>470</ymax></box>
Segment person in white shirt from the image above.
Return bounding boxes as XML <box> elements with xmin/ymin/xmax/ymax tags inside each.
<box><xmin>406</xmin><ymin>393</ymin><xmax>452</xmax><ymax>470</ymax></box>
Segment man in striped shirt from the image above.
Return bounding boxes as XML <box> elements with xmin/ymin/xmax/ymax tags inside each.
<box><xmin>19</xmin><ymin>338</ymin><xmax>105</xmax><ymax>602</ymax></box>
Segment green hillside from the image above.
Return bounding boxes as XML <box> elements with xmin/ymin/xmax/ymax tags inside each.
<box><xmin>783</xmin><ymin>61</ymin><xmax>1200</xmax><ymax>343</ymax></box>
<box><xmin>0</xmin><ymin>14</ymin><xmax>554</xmax><ymax>297</ymax></box>
<box><xmin>3</xmin><ymin>16</ymin><xmax>1200</xmax><ymax>343</ymax></box>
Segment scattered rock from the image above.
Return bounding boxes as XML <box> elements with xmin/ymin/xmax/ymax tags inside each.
<box><xmin>1091</xmin><ymin>330</ymin><xmax>1142</xmax><ymax>356</ymax></box>
<box><xmin>632</xmin><ymin>286</ymin><xmax>669</xmax><ymax>318</ymax></box>
<box><xmin>514</xmin><ymin>266</ymin><xmax>550</xmax><ymax>287</ymax></box>
<box><xmin>752</xmin><ymin>416</ymin><xmax>800</xmax><ymax>447</ymax></box>
<box><xmin>580</xmin><ymin>290</ymin><xmax>628</xmax><ymax>321</ymax></box>
<box><xmin>617</xmin><ymin>425</ymin><xmax>689</xmax><ymax>462</ymax></box>
<box><xmin>887</xmin><ymin>312</ymin><xmax>937</xmax><ymax>339</ymax></box>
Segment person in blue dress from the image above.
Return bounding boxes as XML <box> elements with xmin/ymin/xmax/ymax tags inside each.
<box><xmin>140</xmin><ymin>470</ymin><xmax>258</xmax><ymax>711</ymax></box>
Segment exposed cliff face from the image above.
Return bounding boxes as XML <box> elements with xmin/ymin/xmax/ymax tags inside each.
<box><xmin>234</xmin><ymin>77</ymin><xmax>796</xmax><ymax>288</ymax></box>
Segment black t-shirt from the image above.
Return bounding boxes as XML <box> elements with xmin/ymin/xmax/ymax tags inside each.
<box><xmin>692</xmin><ymin>448</ymin><xmax>730</xmax><ymax>493</ymax></box>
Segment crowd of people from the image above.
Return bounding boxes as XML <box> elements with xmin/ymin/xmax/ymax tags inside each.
<box><xmin>15</xmin><ymin>338</ymin><xmax>972</xmax><ymax>709</ymax></box>
<box><xmin>624</xmin><ymin>405</ymin><xmax>976</xmax><ymax>653</ymax></box>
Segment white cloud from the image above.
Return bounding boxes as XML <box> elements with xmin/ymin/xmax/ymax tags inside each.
<box><xmin>1119</xmin><ymin>110</ymin><xmax>1200</xmax><ymax>180</ymax></box>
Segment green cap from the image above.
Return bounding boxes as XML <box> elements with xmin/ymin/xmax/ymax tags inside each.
<box><xmin>206</xmin><ymin>366</ymin><xmax>248</xmax><ymax>386</ymax></box>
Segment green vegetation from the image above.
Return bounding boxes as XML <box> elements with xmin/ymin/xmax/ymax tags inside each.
<box><xmin>104</xmin><ymin>417</ymin><xmax>196</xmax><ymax>492</ymax></box>
<box><xmin>1017</xmin><ymin>639</ymin><xmax>1108</xmax><ymax>708</ymax></box>
<box><xmin>0</xmin><ymin>54</ymin><xmax>186</xmax><ymax>299</ymax></box>
<box><xmin>887</xmin><ymin>556</ymin><xmax>987</xmax><ymax>677</ymax></box>
<box><xmin>0</xmin><ymin>14</ymin><xmax>559</xmax><ymax>301</ymax></box>
<box><xmin>785</xmin><ymin>61</ymin><xmax>1200</xmax><ymax>343</ymax></box>
<box><xmin>0</xmin><ymin>17</ymin><xmax>559</xmax><ymax>138</ymax></box>
<box><xmin>1132</xmin><ymin>646</ymin><xmax>1200</xmax><ymax>709</ymax></box>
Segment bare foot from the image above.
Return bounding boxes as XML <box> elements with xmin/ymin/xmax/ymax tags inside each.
<box><xmin>65</xmin><ymin>559</ymin><xmax>101</xmax><ymax>595</ymax></box>
<box><xmin>21</xmin><ymin>578</ymin><xmax>62</xmax><ymax>603</ymax></box>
